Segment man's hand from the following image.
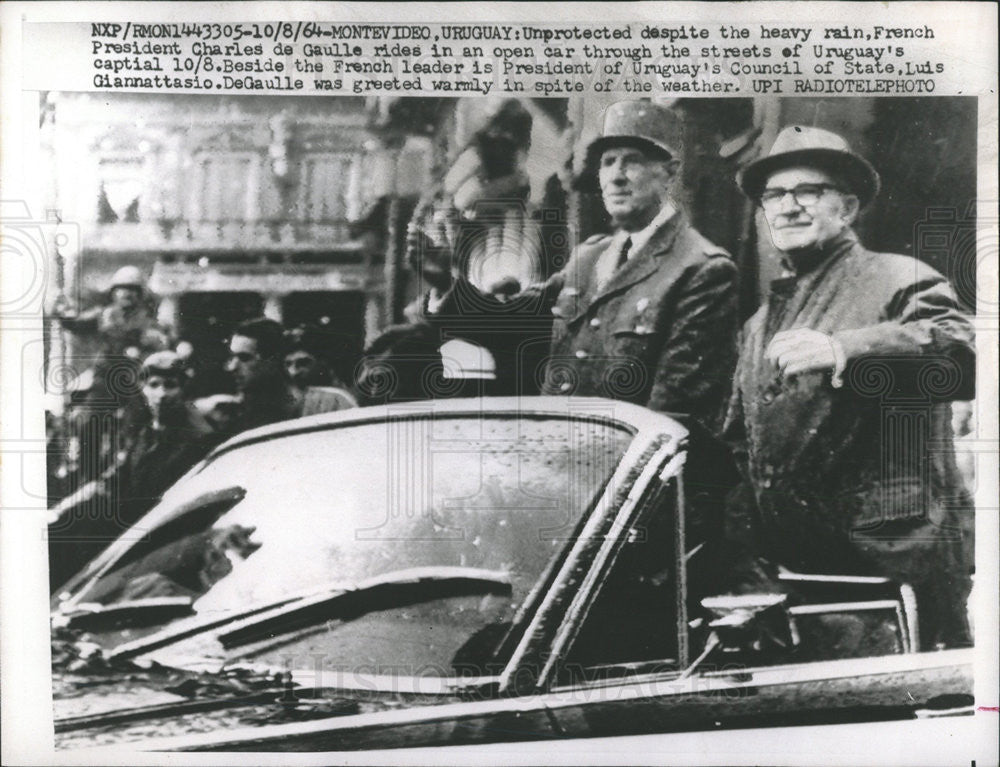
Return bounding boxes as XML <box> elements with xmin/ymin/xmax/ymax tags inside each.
<box><xmin>765</xmin><ymin>328</ymin><xmax>838</xmax><ymax>377</ymax></box>
<box><xmin>51</xmin><ymin>294</ymin><xmax>72</xmax><ymax>317</ymax></box>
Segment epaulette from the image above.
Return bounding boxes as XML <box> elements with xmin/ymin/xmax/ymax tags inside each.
<box><xmin>695</xmin><ymin>230</ymin><xmax>731</xmax><ymax>260</ymax></box>
<box><xmin>704</xmin><ymin>245</ymin><xmax>732</xmax><ymax>259</ymax></box>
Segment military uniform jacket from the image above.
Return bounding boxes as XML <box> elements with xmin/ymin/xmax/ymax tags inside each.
<box><xmin>543</xmin><ymin>210</ymin><xmax>738</xmax><ymax>433</ymax></box>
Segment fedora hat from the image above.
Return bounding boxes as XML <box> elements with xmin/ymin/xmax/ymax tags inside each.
<box><xmin>579</xmin><ymin>101</ymin><xmax>683</xmax><ymax>188</ymax></box>
<box><xmin>738</xmin><ymin>125</ymin><xmax>881</xmax><ymax>207</ymax></box>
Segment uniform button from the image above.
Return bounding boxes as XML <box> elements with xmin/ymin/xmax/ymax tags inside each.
<box><xmin>589</xmin><ymin>317</ymin><xmax>601</xmax><ymax>328</ymax></box>
<box><xmin>559</xmin><ymin>382</ymin><xmax>572</xmax><ymax>392</ymax></box>
<box><xmin>761</xmin><ymin>391</ymin><xmax>774</xmax><ymax>404</ymax></box>
<box><xmin>575</xmin><ymin>349</ymin><xmax>588</xmax><ymax>359</ymax></box>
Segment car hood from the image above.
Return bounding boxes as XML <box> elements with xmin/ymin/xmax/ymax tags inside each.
<box><xmin>52</xmin><ymin>627</ymin><xmax>465</xmax><ymax>750</ymax></box>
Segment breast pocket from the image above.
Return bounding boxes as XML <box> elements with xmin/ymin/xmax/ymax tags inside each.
<box><xmin>611</xmin><ymin>322</ymin><xmax>656</xmax><ymax>358</ymax></box>
<box><xmin>605</xmin><ymin>324</ymin><xmax>655</xmax><ymax>400</ymax></box>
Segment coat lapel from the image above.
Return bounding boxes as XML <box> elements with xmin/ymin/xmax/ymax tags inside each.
<box><xmin>570</xmin><ymin>212</ymin><xmax>684</xmax><ymax>323</ymax></box>
<box><xmin>556</xmin><ymin>244</ymin><xmax>602</xmax><ymax>320</ymax></box>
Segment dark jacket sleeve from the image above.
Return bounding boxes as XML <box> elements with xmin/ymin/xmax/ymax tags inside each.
<box><xmin>833</xmin><ymin>267</ymin><xmax>976</xmax><ymax>401</ymax></box>
<box><xmin>56</xmin><ymin>307</ymin><xmax>102</xmax><ymax>333</ymax></box>
<box><xmin>721</xmin><ymin>328</ymin><xmax>749</xmax><ymax>474</ymax></box>
<box><xmin>646</xmin><ymin>256</ymin><xmax>739</xmax><ymax>435</ymax></box>
<box><xmin>424</xmin><ymin>275</ymin><xmax>561</xmax><ymax>353</ymax></box>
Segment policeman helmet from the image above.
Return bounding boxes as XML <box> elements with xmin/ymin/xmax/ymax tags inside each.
<box><xmin>109</xmin><ymin>265</ymin><xmax>145</xmax><ymax>292</ymax></box>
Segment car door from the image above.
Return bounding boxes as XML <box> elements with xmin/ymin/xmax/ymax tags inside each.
<box><xmin>537</xmin><ymin>443</ymin><xmax>974</xmax><ymax>740</ymax></box>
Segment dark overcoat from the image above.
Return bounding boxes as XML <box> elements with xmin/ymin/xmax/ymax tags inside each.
<box><xmin>48</xmin><ymin>403</ymin><xmax>219</xmax><ymax>591</ymax></box>
<box><xmin>724</xmin><ymin>229</ymin><xmax>976</xmax><ymax>648</ymax></box>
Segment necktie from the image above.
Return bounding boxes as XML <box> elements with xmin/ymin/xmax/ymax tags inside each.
<box><xmin>616</xmin><ymin>236</ymin><xmax>633</xmax><ymax>270</ymax></box>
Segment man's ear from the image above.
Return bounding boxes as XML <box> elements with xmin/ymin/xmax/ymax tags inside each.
<box><xmin>663</xmin><ymin>158</ymin><xmax>681</xmax><ymax>182</ymax></box>
<box><xmin>840</xmin><ymin>193</ymin><xmax>861</xmax><ymax>226</ymax></box>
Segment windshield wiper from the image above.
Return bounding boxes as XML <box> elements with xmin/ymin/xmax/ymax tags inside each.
<box><xmin>58</xmin><ymin>597</ymin><xmax>195</xmax><ymax>631</ymax></box>
<box><xmin>109</xmin><ymin>566</ymin><xmax>511</xmax><ymax>661</ymax></box>
<box><xmin>218</xmin><ymin>566</ymin><xmax>513</xmax><ymax>649</ymax></box>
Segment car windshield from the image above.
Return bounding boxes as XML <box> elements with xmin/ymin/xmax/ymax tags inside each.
<box><xmin>69</xmin><ymin>414</ymin><xmax>633</xmax><ymax>675</ymax></box>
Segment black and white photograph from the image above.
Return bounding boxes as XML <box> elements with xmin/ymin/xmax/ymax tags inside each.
<box><xmin>1</xmin><ymin>4</ymin><xmax>997</xmax><ymax>765</ymax></box>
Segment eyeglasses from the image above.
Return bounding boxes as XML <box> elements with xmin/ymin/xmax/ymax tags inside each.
<box><xmin>759</xmin><ymin>183</ymin><xmax>843</xmax><ymax>210</ymax></box>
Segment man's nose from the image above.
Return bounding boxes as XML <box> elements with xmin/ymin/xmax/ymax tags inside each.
<box><xmin>608</xmin><ymin>160</ymin><xmax>627</xmax><ymax>181</ymax></box>
<box><xmin>225</xmin><ymin>357</ymin><xmax>238</xmax><ymax>372</ymax></box>
<box><xmin>777</xmin><ymin>191</ymin><xmax>803</xmax><ymax>214</ymax></box>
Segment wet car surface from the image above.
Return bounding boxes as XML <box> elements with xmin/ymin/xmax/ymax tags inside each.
<box><xmin>50</xmin><ymin>397</ymin><xmax>974</xmax><ymax>752</ymax></box>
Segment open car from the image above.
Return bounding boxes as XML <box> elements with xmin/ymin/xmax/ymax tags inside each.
<box><xmin>50</xmin><ymin>397</ymin><xmax>974</xmax><ymax>752</ymax></box>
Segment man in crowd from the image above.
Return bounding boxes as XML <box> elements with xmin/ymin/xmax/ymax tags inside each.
<box><xmin>213</xmin><ymin>318</ymin><xmax>353</xmax><ymax>433</ymax></box>
<box><xmin>57</xmin><ymin>265</ymin><xmax>170</xmax><ymax>362</ymax></box>
<box><xmin>724</xmin><ymin>125</ymin><xmax>976</xmax><ymax>649</ymax></box>
<box><xmin>56</xmin><ymin>266</ymin><xmax>172</xmax><ymax>484</ymax></box>
<box><xmin>118</xmin><ymin>351</ymin><xmax>220</xmax><ymax>515</ymax></box>
<box><xmin>49</xmin><ymin>351</ymin><xmax>218</xmax><ymax>590</ymax></box>
<box><xmin>542</xmin><ymin>100</ymin><xmax>738</xmax><ymax>434</ymax></box>
<box><xmin>220</xmin><ymin>317</ymin><xmax>292</xmax><ymax>431</ymax></box>
<box><xmin>283</xmin><ymin>326</ymin><xmax>357</xmax><ymax>415</ymax></box>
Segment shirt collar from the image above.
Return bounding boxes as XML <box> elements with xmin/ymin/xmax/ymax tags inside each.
<box><xmin>779</xmin><ymin>227</ymin><xmax>858</xmax><ymax>275</ymax></box>
<box><xmin>612</xmin><ymin>201</ymin><xmax>678</xmax><ymax>258</ymax></box>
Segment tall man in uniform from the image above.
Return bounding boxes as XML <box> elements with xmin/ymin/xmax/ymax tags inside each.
<box><xmin>542</xmin><ymin>100</ymin><xmax>738</xmax><ymax>433</ymax></box>
<box><xmin>725</xmin><ymin>126</ymin><xmax>976</xmax><ymax>649</ymax></box>
<box><xmin>541</xmin><ymin>101</ymin><xmax>740</xmax><ymax>633</ymax></box>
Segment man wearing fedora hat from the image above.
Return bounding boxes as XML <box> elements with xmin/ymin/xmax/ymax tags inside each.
<box><xmin>542</xmin><ymin>100</ymin><xmax>738</xmax><ymax>433</ymax></box>
<box><xmin>724</xmin><ymin>125</ymin><xmax>976</xmax><ymax>649</ymax></box>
